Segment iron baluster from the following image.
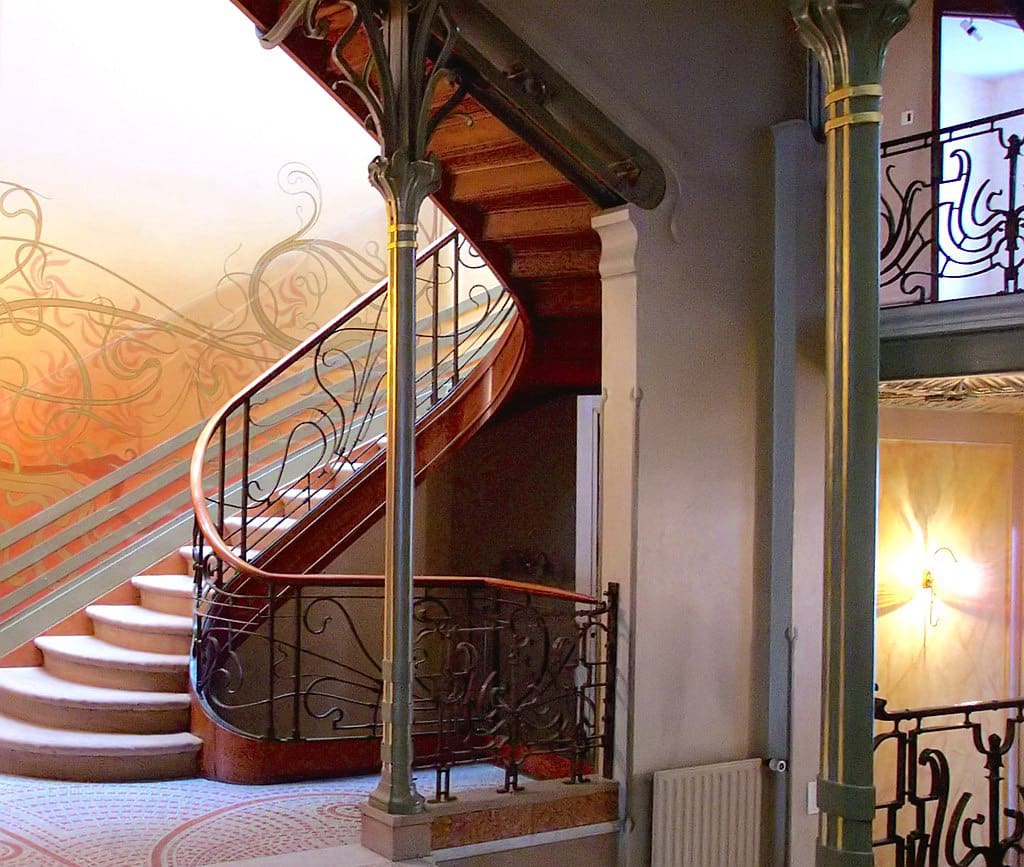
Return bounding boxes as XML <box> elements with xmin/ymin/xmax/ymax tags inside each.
<box><xmin>431</xmin><ymin>250</ymin><xmax>439</xmax><ymax>404</ymax></box>
<box><xmin>267</xmin><ymin>580</ymin><xmax>276</xmax><ymax>739</ymax></box>
<box><xmin>292</xmin><ymin>584</ymin><xmax>302</xmax><ymax>740</ymax></box>
<box><xmin>240</xmin><ymin>399</ymin><xmax>251</xmax><ymax>560</ymax></box>
<box><xmin>217</xmin><ymin>419</ymin><xmax>227</xmax><ymax>587</ymax></box>
<box><xmin>452</xmin><ymin>235</ymin><xmax>460</xmax><ymax>388</ymax></box>
<box><xmin>602</xmin><ymin>582</ymin><xmax>618</xmax><ymax>780</ymax></box>
<box><xmin>1006</xmin><ymin>133</ymin><xmax>1020</xmax><ymax>294</ymax></box>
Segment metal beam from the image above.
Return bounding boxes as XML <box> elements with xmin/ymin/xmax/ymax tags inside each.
<box><xmin>260</xmin><ymin>0</ymin><xmax>466</xmax><ymax>817</ymax></box>
<box><xmin>444</xmin><ymin>0</ymin><xmax>665</xmax><ymax>210</ymax></box>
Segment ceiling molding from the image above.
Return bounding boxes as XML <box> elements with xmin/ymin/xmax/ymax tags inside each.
<box><xmin>880</xmin><ymin>371</ymin><xmax>1024</xmax><ymax>414</ymax></box>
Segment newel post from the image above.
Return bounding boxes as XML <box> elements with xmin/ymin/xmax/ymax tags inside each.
<box><xmin>787</xmin><ymin>2</ymin><xmax>914</xmax><ymax>864</ymax></box>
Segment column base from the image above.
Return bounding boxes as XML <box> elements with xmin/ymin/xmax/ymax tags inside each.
<box><xmin>360</xmin><ymin>802</ymin><xmax>434</xmax><ymax>862</ymax></box>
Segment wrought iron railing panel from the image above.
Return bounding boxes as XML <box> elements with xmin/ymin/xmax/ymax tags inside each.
<box><xmin>874</xmin><ymin>695</ymin><xmax>1024</xmax><ymax>865</ymax></box>
<box><xmin>881</xmin><ymin>107</ymin><xmax>1023</xmax><ymax>306</ymax></box>
<box><xmin>192</xmin><ymin>574</ymin><xmax>617</xmax><ymax>800</ymax></box>
<box><xmin>191</xmin><ymin>229</ymin><xmax>513</xmax><ymax>567</ymax></box>
<box><xmin>190</xmin><ymin>225</ymin><xmax>617</xmax><ymax>795</ymax></box>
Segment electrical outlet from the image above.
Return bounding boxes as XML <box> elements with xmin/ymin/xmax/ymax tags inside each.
<box><xmin>900</xmin><ymin>110</ymin><xmax>915</xmax><ymax>126</ymax></box>
<box><xmin>807</xmin><ymin>780</ymin><xmax>819</xmax><ymax>815</ymax></box>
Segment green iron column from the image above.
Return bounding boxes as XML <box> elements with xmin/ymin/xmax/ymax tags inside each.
<box><xmin>788</xmin><ymin>2</ymin><xmax>913</xmax><ymax>864</ymax></box>
<box><xmin>364</xmin><ymin>0</ymin><xmax>461</xmax><ymax>817</ymax></box>
<box><xmin>259</xmin><ymin>0</ymin><xmax>464</xmax><ymax>818</ymax></box>
<box><xmin>368</xmin><ymin>151</ymin><xmax>438</xmax><ymax>816</ymax></box>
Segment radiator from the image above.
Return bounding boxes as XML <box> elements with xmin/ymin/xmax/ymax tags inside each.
<box><xmin>651</xmin><ymin>758</ymin><xmax>764</xmax><ymax>867</ymax></box>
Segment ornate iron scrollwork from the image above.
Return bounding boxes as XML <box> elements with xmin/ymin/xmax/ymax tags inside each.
<box><xmin>874</xmin><ymin>695</ymin><xmax>1024</xmax><ymax>865</ymax></box>
<box><xmin>881</xmin><ymin>108</ymin><xmax>1024</xmax><ymax>305</ymax></box>
<box><xmin>191</xmin><ymin>569</ymin><xmax>618</xmax><ymax>802</ymax></box>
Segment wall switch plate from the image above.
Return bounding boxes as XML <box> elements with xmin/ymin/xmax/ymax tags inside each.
<box><xmin>900</xmin><ymin>110</ymin><xmax>915</xmax><ymax>126</ymax></box>
<box><xmin>807</xmin><ymin>780</ymin><xmax>819</xmax><ymax>815</ymax></box>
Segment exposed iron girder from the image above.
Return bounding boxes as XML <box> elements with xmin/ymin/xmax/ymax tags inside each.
<box><xmin>442</xmin><ymin>0</ymin><xmax>666</xmax><ymax>211</ymax></box>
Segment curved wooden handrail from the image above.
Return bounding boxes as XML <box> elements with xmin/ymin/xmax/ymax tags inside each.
<box><xmin>187</xmin><ymin>226</ymin><xmax>600</xmax><ymax>605</ymax></box>
<box><xmin>197</xmin><ymin>569</ymin><xmax>600</xmax><ymax>604</ymax></box>
<box><xmin>189</xmin><ymin>227</ymin><xmax>456</xmax><ymax>452</ymax></box>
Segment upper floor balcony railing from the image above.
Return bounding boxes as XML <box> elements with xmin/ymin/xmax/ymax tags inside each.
<box><xmin>881</xmin><ymin>107</ymin><xmax>1023</xmax><ymax>307</ymax></box>
<box><xmin>874</xmin><ymin>694</ymin><xmax>1024</xmax><ymax>865</ymax></box>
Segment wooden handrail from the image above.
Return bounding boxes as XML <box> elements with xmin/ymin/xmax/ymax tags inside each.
<box><xmin>188</xmin><ymin>229</ymin><xmax>597</xmax><ymax>607</ymax></box>
<box><xmin>206</xmin><ymin>570</ymin><xmax>601</xmax><ymax>604</ymax></box>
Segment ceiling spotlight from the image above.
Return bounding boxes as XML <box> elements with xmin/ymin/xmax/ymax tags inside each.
<box><xmin>961</xmin><ymin>18</ymin><xmax>983</xmax><ymax>41</ymax></box>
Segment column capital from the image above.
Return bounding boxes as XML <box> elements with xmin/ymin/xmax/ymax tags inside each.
<box><xmin>790</xmin><ymin>0</ymin><xmax>914</xmax><ymax>90</ymax></box>
<box><xmin>368</xmin><ymin>150</ymin><xmax>442</xmax><ymax>222</ymax></box>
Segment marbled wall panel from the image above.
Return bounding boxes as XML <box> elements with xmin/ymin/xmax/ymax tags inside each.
<box><xmin>874</xmin><ymin>437</ymin><xmax>1014</xmax><ymax>862</ymax></box>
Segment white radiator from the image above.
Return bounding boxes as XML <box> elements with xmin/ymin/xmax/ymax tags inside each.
<box><xmin>651</xmin><ymin>758</ymin><xmax>763</xmax><ymax>867</ymax></box>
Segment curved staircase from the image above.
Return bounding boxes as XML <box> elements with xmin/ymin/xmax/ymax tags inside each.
<box><xmin>0</xmin><ymin>569</ymin><xmax>200</xmax><ymax>782</ymax></box>
<box><xmin>0</xmin><ymin>1</ymin><xmax>659</xmax><ymax>788</ymax></box>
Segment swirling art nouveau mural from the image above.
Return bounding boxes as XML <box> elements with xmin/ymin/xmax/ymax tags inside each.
<box><xmin>0</xmin><ymin>167</ymin><xmax>447</xmax><ymax>534</ymax></box>
<box><xmin>0</xmin><ymin>0</ymin><xmax>447</xmax><ymax>545</ymax></box>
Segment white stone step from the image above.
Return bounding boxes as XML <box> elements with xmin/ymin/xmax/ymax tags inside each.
<box><xmin>279</xmin><ymin>486</ymin><xmax>337</xmax><ymax>507</ymax></box>
<box><xmin>87</xmin><ymin>604</ymin><xmax>192</xmax><ymax>655</ymax></box>
<box><xmin>0</xmin><ymin>667</ymin><xmax>189</xmax><ymax>734</ymax></box>
<box><xmin>223</xmin><ymin>515</ymin><xmax>298</xmax><ymax>547</ymax></box>
<box><xmin>0</xmin><ymin>711</ymin><xmax>201</xmax><ymax>781</ymax></box>
<box><xmin>132</xmin><ymin>573</ymin><xmax>194</xmax><ymax>616</ymax></box>
<box><xmin>35</xmin><ymin>634</ymin><xmax>188</xmax><ymax>692</ymax></box>
<box><xmin>324</xmin><ymin>459</ymin><xmax>366</xmax><ymax>475</ymax></box>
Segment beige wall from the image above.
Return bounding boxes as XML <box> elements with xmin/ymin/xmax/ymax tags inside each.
<box><xmin>329</xmin><ymin>459</ymin><xmax>456</xmax><ymax>576</ymax></box>
<box><xmin>882</xmin><ymin>0</ymin><xmax>934</xmax><ymax>142</ymax></box>
<box><xmin>329</xmin><ymin>395</ymin><xmax>578</xmax><ymax>585</ymax></box>
<box><xmin>448</xmin><ymin>396</ymin><xmax>577</xmax><ymax>586</ymax></box>
<box><xmin>476</xmin><ymin>1</ymin><xmax>805</xmax><ymax>863</ymax></box>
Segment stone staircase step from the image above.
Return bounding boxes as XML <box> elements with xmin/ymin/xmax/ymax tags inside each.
<box><xmin>35</xmin><ymin>634</ymin><xmax>189</xmax><ymax>692</ymax></box>
<box><xmin>0</xmin><ymin>711</ymin><xmax>201</xmax><ymax>782</ymax></box>
<box><xmin>132</xmin><ymin>574</ymin><xmax>194</xmax><ymax>617</ymax></box>
<box><xmin>0</xmin><ymin>667</ymin><xmax>189</xmax><ymax>734</ymax></box>
<box><xmin>223</xmin><ymin>516</ymin><xmax>299</xmax><ymax>549</ymax></box>
<box><xmin>181</xmin><ymin>545</ymin><xmax>261</xmax><ymax>572</ymax></box>
<box><xmin>86</xmin><ymin>605</ymin><xmax>192</xmax><ymax>655</ymax></box>
<box><xmin>279</xmin><ymin>487</ymin><xmax>338</xmax><ymax>509</ymax></box>
<box><xmin>323</xmin><ymin>459</ymin><xmax>366</xmax><ymax>475</ymax></box>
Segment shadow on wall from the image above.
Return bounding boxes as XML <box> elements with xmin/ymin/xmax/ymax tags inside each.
<box><xmin>328</xmin><ymin>394</ymin><xmax>579</xmax><ymax>589</ymax></box>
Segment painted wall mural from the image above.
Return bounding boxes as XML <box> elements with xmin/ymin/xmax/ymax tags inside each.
<box><xmin>0</xmin><ymin>0</ymin><xmax>448</xmax><ymax>600</ymax></box>
<box><xmin>0</xmin><ymin>167</ymin><xmax>447</xmax><ymax>532</ymax></box>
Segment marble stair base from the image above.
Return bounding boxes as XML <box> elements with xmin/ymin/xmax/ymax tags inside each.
<box><xmin>355</xmin><ymin>778</ymin><xmax>618</xmax><ymax>865</ymax></box>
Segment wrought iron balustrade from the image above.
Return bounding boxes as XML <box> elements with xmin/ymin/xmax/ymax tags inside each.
<box><xmin>190</xmin><ymin>227</ymin><xmax>514</xmax><ymax>573</ymax></box>
<box><xmin>881</xmin><ymin>107</ymin><xmax>1023</xmax><ymax>306</ymax></box>
<box><xmin>188</xmin><ymin>223</ymin><xmax>613</xmax><ymax>796</ymax></box>
<box><xmin>874</xmin><ymin>695</ymin><xmax>1024</xmax><ymax>865</ymax></box>
<box><xmin>190</xmin><ymin>572</ymin><xmax>617</xmax><ymax>800</ymax></box>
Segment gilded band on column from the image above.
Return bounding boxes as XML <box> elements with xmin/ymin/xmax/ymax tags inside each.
<box><xmin>389</xmin><ymin>223</ymin><xmax>419</xmax><ymax>250</ymax></box>
<box><xmin>823</xmin><ymin>84</ymin><xmax>883</xmax><ymax>134</ymax></box>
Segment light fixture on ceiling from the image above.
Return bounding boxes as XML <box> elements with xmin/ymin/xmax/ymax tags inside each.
<box><xmin>961</xmin><ymin>18</ymin><xmax>983</xmax><ymax>41</ymax></box>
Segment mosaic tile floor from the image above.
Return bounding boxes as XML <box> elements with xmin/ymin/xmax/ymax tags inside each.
<box><xmin>0</xmin><ymin>767</ymin><xmax>505</xmax><ymax>866</ymax></box>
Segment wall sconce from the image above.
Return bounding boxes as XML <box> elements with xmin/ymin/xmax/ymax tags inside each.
<box><xmin>921</xmin><ymin>546</ymin><xmax>958</xmax><ymax>628</ymax></box>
